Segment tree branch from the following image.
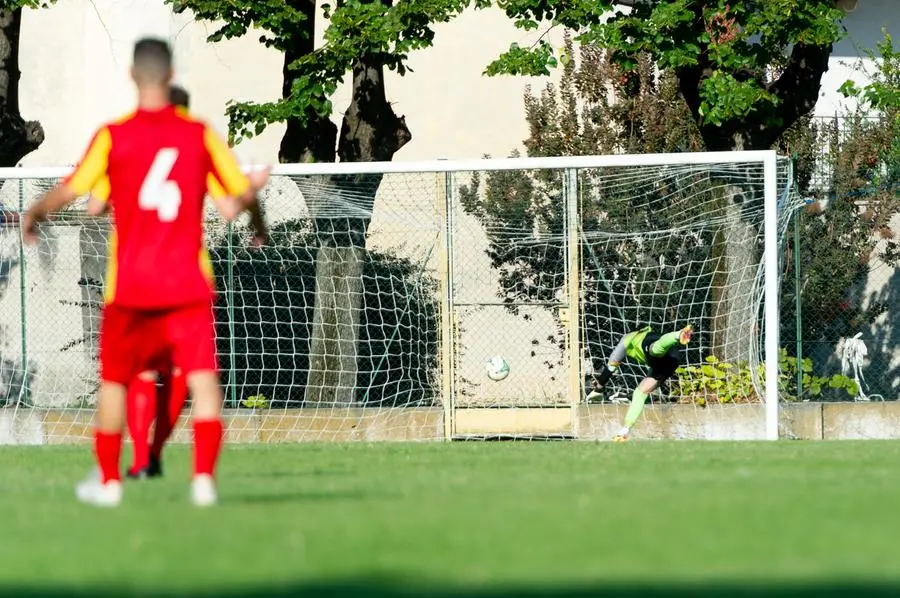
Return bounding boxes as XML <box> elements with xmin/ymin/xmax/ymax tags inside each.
<box><xmin>763</xmin><ymin>41</ymin><xmax>833</xmax><ymax>147</ymax></box>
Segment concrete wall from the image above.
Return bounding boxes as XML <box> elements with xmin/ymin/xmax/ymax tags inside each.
<box><xmin>2</xmin><ymin>403</ymin><xmax>900</xmax><ymax>444</ymax></box>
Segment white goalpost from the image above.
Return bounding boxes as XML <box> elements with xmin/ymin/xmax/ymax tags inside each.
<box><xmin>0</xmin><ymin>150</ymin><xmax>795</xmax><ymax>443</ymax></box>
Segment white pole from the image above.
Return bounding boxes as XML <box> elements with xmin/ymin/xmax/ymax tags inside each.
<box><xmin>564</xmin><ymin>168</ymin><xmax>581</xmax><ymax>433</ymax></box>
<box><xmin>0</xmin><ymin>150</ymin><xmax>782</xmax><ymax>180</ymax></box>
<box><xmin>763</xmin><ymin>151</ymin><xmax>779</xmax><ymax>440</ymax></box>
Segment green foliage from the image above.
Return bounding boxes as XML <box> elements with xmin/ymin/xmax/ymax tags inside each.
<box><xmin>840</xmin><ymin>29</ymin><xmax>900</xmax><ymax>113</ymax></box>
<box><xmin>169</xmin><ymin>0</ymin><xmax>489</xmax><ymax>145</ymax></box>
<box><xmin>241</xmin><ymin>394</ymin><xmax>269</xmax><ymax>409</ymax></box>
<box><xmin>674</xmin><ymin>349</ymin><xmax>858</xmax><ymax>405</ymax></box>
<box><xmin>0</xmin><ymin>1</ymin><xmax>56</xmax><ymax>8</ymax></box>
<box><xmin>487</xmin><ymin>0</ymin><xmax>846</xmax><ymax>137</ymax></box>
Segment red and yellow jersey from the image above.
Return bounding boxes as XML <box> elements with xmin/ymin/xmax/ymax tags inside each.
<box><xmin>67</xmin><ymin>105</ymin><xmax>249</xmax><ymax>308</ymax></box>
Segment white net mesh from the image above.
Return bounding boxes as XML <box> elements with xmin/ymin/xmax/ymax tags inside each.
<box><xmin>452</xmin><ymin>158</ymin><xmax>798</xmax><ymax>438</ymax></box>
<box><xmin>0</xmin><ymin>154</ymin><xmax>797</xmax><ymax>443</ymax></box>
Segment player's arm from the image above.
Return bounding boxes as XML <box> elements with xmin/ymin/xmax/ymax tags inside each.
<box><xmin>87</xmin><ymin>176</ymin><xmax>111</xmax><ymax>217</ymax></box>
<box><xmin>203</xmin><ymin>128</ymin><xmax>269</xmax><ymax>245</ymax></box>
<box><xmin>24</xmin><ymin>128</ymin><xmax>111</xmax><ymax>243</ymax></box>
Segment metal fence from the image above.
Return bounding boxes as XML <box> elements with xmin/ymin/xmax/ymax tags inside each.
<box><xmin>780</xmin><ymin>115</ymin><xmax>900</xmax><ymax>402</ymax></box>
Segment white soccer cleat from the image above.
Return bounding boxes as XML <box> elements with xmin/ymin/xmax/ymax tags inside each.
<box><xmin>76</xmin><ymin>478</ymin><xmax>123</xmax><ymax>507</ymax></box>
<box><xmin>190</xmin><ymin>474</ymin><xmax>218</xmax><ymax>507</ymax></box>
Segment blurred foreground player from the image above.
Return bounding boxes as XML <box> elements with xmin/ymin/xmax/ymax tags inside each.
<box><xmin>91</xmin><ymin>85</ymin><xmax>233</xmax><ymax>480</ymax></box>
<box><xmin>589</xmin><ymin>324</ymin><xmax>693</xmax><ymax>442</ymax></box>
<box><xmin>121</xmin><ymin>85</ymin><xmax>203</xmax><ymax>480</ymax></box>
<box><xmin>24</xmin><ymin>38</ymin><xmax>269</xmax><ymax>507</ymax></box>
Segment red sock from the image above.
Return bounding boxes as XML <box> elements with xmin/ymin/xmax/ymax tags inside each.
<box><xmin>151</xmin><ymin>370</ymin><xmax>188</xmax><ymax>459</ymax></box>
<box><xmin>95</xmin><ymin>431</ymin><xmax>122</xmax><ymax>483</ymax></box>
<box><xmin>193</xmin><ymin>419</ymin><xmax>223</xmax><ymax>477</ymax></box>
<box><xmin>125</xmin><ymin>377</ymin><xmax>156</xmax><ymax>473</ymax></box>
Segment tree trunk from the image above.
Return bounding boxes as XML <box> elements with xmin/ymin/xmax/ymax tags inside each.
<box><xmin>0</xmin><ymin>9</ymin><xmax>43</xmax><ymax>167</ymax></box>
<box><xmin>277</xmin><ymin>0</ymin><xmax>336</xmax><ymax>164</ymax></box>
<box><xmin>304</xmin><ymin>53</ymin><xmax>411</xmax><ymax>406</ymax></box>
<box><xmin>709</xmin><ymin>184</ymin><xmax>760</xmax><ymax>364</ymax></box>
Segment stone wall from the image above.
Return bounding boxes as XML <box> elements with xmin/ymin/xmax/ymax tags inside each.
<box><xmin>1</xmin><ymin>403</ymin><xmax>899</xmax><ymax>444</ymax></box>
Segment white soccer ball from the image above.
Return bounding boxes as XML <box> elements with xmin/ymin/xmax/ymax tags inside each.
<box><xmin>485</xmin><ymin>356</ymin><xmax>510</xmax><ymax>381</ymax></box>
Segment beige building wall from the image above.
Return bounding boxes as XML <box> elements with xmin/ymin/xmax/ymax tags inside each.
<box><xmin>18</xmin><ymin>0</ymin><xmax>558</xmax><ymax>166</ymax></box>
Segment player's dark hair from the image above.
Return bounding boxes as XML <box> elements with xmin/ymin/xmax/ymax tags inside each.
<box><xmin>133</xmin><ymin>38</ymin><xmax>172</xmax><ymax>83</ymax></box>
<box><xmin>169</xmin><ymin>85</ymin><xmax>190</xmax><ymax>109</ymax></box>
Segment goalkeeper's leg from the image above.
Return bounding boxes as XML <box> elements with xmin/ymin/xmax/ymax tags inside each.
<box><xmin>613</xmin><ymin>377</ymin><xmax>658</xmax><ymax>442</ymax></box>
<box><xmin>588</xmin><ymin>334</ymin><xmax>628</xmax><ymax>399</ymax></box>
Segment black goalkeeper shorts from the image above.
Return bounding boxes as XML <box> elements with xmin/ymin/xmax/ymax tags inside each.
<box><xmin>642</xmin><ymin>332</ymin><xmax>681</xmax><ymax>383</ymax></box>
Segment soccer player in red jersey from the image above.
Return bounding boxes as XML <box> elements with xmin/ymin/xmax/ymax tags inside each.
<box><xmin>88</xmin><ymin>84</ymin><xmax>234</xmax><ymax>482</ymax></box>
<box><xmin>115</xmin><ymin>85</ymin><xmax>201</xmax><ymax>480</ymax></box>
<box><xmin>23</xmin><ymin>39</ymin><xmax>268</xmax><ymax>507</ymax></box>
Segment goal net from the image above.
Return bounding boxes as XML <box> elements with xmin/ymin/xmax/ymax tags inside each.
<box><xmin>0</xmin><ymin>151</ymin><xmax>796</xmax><ymax>443</ymax></box>
<box><xmin>450</xmin><ymin>153</ymin><xmax>797</xmax><ymax>439</ymax></box>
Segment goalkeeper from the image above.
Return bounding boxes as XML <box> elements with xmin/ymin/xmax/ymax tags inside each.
<box><xmin>590</xmin><ymin>324</ymin><xmax>693</xmax><ymax>442</ymax></box>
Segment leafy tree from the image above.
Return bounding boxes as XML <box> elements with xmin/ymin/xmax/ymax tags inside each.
<box><xmin>169</xmin><ymin>0</ymin><xmax>486</xmax><ymax>404</ymax></box>
<box><xmin>0</xmin><ymin>1</ymin><xmax>51</xmax><ymax>166</ymax></box>
<box><xmin>486</xmin><ymin>0</ymin><xmax>849</xmax><ymax>152</ymax></box>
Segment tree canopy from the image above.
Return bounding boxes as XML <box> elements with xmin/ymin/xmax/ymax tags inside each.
<box><xmin>487</xmin><ymin>0</ymin><xmax>849</xmax><ymax>150</ymax></box>
<box><xmin>168</xmin><ymin>0</ymin><xmax>490</xmax><ymax>161</ymax></box>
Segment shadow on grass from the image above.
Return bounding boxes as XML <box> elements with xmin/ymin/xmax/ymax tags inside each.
<box><xmin>5</xmin><ymin>582</ymin><xmax>900</xmax><ymax>598</ymax></box>
<box><xmin>238</xmin><ymin>468</ymin><xmax>358</xmax><ymax>479</ymax></box>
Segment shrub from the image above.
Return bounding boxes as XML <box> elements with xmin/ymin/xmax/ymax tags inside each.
<box><xmin>673</xmin><ymin>349</ymin><xmax>858</xmax><ymax>405</ymax></box>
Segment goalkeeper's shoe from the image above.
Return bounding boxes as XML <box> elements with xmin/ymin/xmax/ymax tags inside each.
<box><xmin>679</xmin><ymin>324</ymin><xmax>694</xmax><ymax>345</ymax></box>
<box><xmin>612</xmin><ymin>433</ymin><xmax>629</xmax><ymax>443</ymax></box>
<box><xmin>191</xmin><ymin>474</ymin><xmax>218</xmax><ymax>507</ymax></box>
<box><xmin>586</xmin><ymin>377</ymin><xmax>606</xmax><ymax>402</ymax></box>
<box><xmin>76</xmin><ymin>478</ymin><xmax>123</xmax><ymax>507</ymax></box>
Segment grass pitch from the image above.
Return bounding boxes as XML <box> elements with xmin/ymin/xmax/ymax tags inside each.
<box><xmin>1</xmin><ymin>440</ymin><xmax>900</xmax><ymax>597</ymax></box>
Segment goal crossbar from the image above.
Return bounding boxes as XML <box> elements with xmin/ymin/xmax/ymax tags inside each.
<box><xmin>0</xmin><ymin>150</ymin><xmax>777</xmax><ymax>179</ymax></box>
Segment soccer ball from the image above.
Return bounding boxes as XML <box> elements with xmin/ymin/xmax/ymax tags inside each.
<box><xmin>485</xmin><ymin>356</ymin><xmax>510</xmax><ymax>381</ymax></box>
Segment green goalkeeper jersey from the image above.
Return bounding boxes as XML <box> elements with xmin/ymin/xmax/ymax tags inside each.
<box><xmin>624</xmin><ymin>326</ymin><xmax>653</xmax><ymax>364</ymax></box>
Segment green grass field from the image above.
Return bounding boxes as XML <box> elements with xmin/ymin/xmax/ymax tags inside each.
<box><xmin>2</xmin><ymin>441</ymin><xmax>900</xmax><ymax>597</ymax></box>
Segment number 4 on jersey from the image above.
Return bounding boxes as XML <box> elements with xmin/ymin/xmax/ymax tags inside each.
<box><xmin>139</xmin><ymin>148</ymin><xmax>181</xmax><ymax>222</ymax></box>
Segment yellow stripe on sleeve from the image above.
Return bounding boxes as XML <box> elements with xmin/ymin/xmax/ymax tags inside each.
<box><xmin>67</xmin><ymin>128</ymin><xmax>112</xmax><ymax>196</ymax></box>
<box><xmin>203</xmin><ymin>127</ymin><xmax>250</xmax><ymax>199</ymax></box>
<box><xmin>206</xmin><ymin>173</ymin><xmax>227</xmax><ymax>201</ymax></box>
<box><xmin>91</xmin><ymin>176</ymin><xmax>111</xmax><ymax>203</ymax></box>
<box><xmin>103</xmin><ymin>230</ymin><xmax>118</xmax><ymax>304</ymax></box>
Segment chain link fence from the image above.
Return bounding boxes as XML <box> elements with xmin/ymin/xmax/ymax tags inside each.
<box><xmin>780</xmin><ymin>114</ymin><xmax>900</xmax><ymax>402</ymax></box>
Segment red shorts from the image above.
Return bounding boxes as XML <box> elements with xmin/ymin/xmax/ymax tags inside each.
<box><xmin>99</xmin><ymin>302</ymin><xmax>218</xmax><ymax>385</ymax></box>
